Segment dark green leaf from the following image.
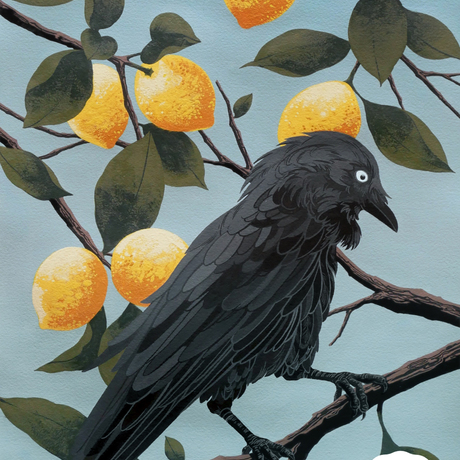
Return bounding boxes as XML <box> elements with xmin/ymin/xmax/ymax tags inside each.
<box><xmin>242</xmin><ymin>29</ymin><xmax>350</xmax><ymax>77</ymax></box>
<box><xmin>24</xmin><ymin>50</ymin><xmax>93</xmax><ymax>127</ymax></box>
<box><xmin>165</xmin><ymin>436</ymin><xmax>185</xmax><ymax>460</ymax></box>
<box><xmin>98</xmin><ymin>303</ymin><xmax>143</xmax><ymax>384</ymax></box>
<box><xmin>142</xmin><ymin>124</ymin><xmax>207</xmax><ymax>189</ymax></box>
<box><xmin>95</xmin><ymin>134</ymin><xmax>165</xmax><ymax>253</ymax></box>
<box><xmin>406</xmin><ymin>9</ymin><xmax>460</xmax><ymax>60</ymax></box>
<box><xmin>363</xmin><ymin>99</ymin><xmax>452</xmax><ymax>172</ymax></box>
<box><xmin>348</xmin><ymin>0</ymin><xmax>407</xmax><ymax>84</ymax></box>
<box><xmin>378</xmin><ymin>404</ymin><xmax>439</xmax><ymax>459</ymax></box>
<box><xmin>0</xmin><ymin>147</ymin><xmax>71</xmax><ymax>200</ymax></box>
<box><xmin>233</xmin><ymin>94</ymin><xmax>253</xmax><ymax>118</ymax></box>
<box><xmin>0</xmin><ymin>397</ymin><xmax>85</xmax><ymax>460</ymax></box>
<box><xmin>85</xmin><ymin>0</ymin><xmax>124</xmax><ymax>30</ymax></box>
<box><xmin>36</xmin><ymin>308</ymin><xmax>106</xmax><ymax>373</ymax></box>
<box><xmin>141</xmin><ymin>13</ymin><xmax>200</xmax><ymax>64</ymax></box>
<box><xmin>13</xmin><ymin>0</ymin><xmax>73</xmax><ymax>4</ymax></box>
<box><xmin>81</xmin><ymin>28</ymin><xmax>118</xmax><ymax>60</ymax></box>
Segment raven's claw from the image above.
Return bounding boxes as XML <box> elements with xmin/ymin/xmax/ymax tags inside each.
<box><xmin>243</xmin><ymin>435</ymin><xmax>295</xmax><ymax>460</ymax></box>
<box><xmin>332</xmin><ymin>372</ymin><xmax>388</xmax><ymax>416</ymax></box>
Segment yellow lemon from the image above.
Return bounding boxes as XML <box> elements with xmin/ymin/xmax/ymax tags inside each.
<box><xmin>111</xmin><ymin>228</ymin><xmax>188</xmax><ymax>307</ymax></box>
<box><xmin>278</xmin><ymin>81</ymin><xmax>361</xmax><ymax>143</ymax></box>
<box><xmin>32</xmin><ymin>247</ymin><xmax>108</xmax><ymax>331</ymax></box>
<box><xmin>134</xmin><ymin>55</ymin><xmax>215</xmax><ymax>132</ymax></box>
<box><xmin>68</xmin><ymin>64</ymin><xmax>128</xmax><ymax>149</ymax></box>
<box><xmin>224</xmin><ymin>0</ymin><xmax>296</xmax><ymax>29</ymax></box>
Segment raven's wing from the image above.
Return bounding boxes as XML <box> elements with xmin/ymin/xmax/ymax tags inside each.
<box><xmin>71</xmin><ymin>180</ymin><xmax>334</xmax><ymax>460</ymax></box>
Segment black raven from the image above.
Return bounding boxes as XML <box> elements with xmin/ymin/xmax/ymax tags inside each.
<box><xmin>71</xmin><ymin>131</ymin><xmax>398</xmax><ymax>460</ymax></box>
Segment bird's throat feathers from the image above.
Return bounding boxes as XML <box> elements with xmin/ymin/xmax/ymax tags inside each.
<box><xmin>242</xmin><ymin>132</ymin><xmax>379</xmax><ymax>250</ymax></box>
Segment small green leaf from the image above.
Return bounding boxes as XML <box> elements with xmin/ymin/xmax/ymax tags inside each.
<box><xmin>406</xmin><ymin>9</ymin><xmax>460</xmax><ymax>60</ymax></box>
<box><xmin>24</xmin><ymin>50</ymin><xmax>93</xmax><ymax>127</ymax></box>
<box><xmin>36</xmin><ymin>308</ymin><xmax>106</xmax><ymax>373</ymax></box>
<box><xmin>242</xmin><ymin>29</ymin><xmax>350</xmax><ymax>77</ymax></box>
<box><xmin>141</xmin><ymin>13</ymin><xmax>200</xmax><ymax>64</ymax></box>
<box><xmin>0</xmin><ymin>397</ymin><xmax>85</xmax><ymax>460</ymax></box>
<box><xmin>378</xmin><ymin>404</ymin><xmax>439</xmax><ymax>459</ymax></box>
<box><xmin>95</xmin><ymin>134</ymin><xmax>165</xmax><ymax>253</ymax></box>
<box><xmin>233</xmin><ymin>94</ymin><xmax>253</xmax><ymax>119</ymax></box>
<box><xmin>363</xmin><ymin>99</ymin><xmax>452</xmax><ymax>172</ymax></box>
<box><xmin>13</xmin><ymin>0</ymin><xmax>73</xmax><ymax>5</ymax></box>
<box><xmin>142</xmin><ymin>124</ymin><xmax>207</xmax><ymax>189</ymax></box>
<box><xmin>348</xmin><ymin>0</ymin><xmax>407</xmax><ymax>84</ymax></box>
<box><xmin>0</xmin><ymin>147</ymin><xmax>71</xmax><ymax>200</ymax></box>
<box><xmin>165</xmin><ymin>436</ymin><xmax>185</xmax><ymax>460</ymax></box>
<box><xmin>85</xmin><ymin>0</ymin><xmax>124</xmax><ymax>30</ymax></box>
<box><xmin>81</xmin><ymin>28</ymin><xmax>118</xmax><ymax>60</ymax></box>
<box><xmin>98</xmin><ymin>303</ymin><xmax>143</xmax><ymax>384</ymax></box>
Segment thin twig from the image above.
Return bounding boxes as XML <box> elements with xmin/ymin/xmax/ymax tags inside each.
<box><xmin>345</xmin><ymin>61</ymin><xmax>360</xmax><ymax>85</ymax></box>
<box><xmin>401</xmin><ymin>54</ymin><xmax>460</xmax><ymax>119</ymax></box>
<box><xmin>0</xmin><ymin>126</ymin><xmax>20</xmax><ymax>149</ymax></box>
<box><xmin>388</xmin><ymin>75</ymin><xmax>405</xmax><ymax>110</ymax></box>
<box><xmin>215</xmin><ymin>80</ymin><xmax>252</xmax><ymax>170</ymax></box>
<box><xmin>199</xmin><ymin>130</ymin><xmax>250</xmax><ymax>179</ymax></box>
<box><xmin>0</xmin><ymin>102</ymin><xmax>129</xmax><ymax>148</ymax></box>
<box><xmin>421</xmin><ymin>70</ymin><xmax>460</xmax><ymax>87</ymax></box>
<box><xmin>39</xmin><ymin>140</ymin><xmax>87</xmax><ymax>159</ymax></box>
<box><xmin>328</xmin><ymin>295</ymin><xmax>377</xmax><ymax>346</ymax></box>
<box><xmin>113</xmin><ymin>60</ymin><xmax>143</xmax><ymax>141</ymax></box>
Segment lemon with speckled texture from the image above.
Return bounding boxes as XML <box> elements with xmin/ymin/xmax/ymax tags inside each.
<box><xmin>278</xmin><ymin>81</ymin><xmax>361</xmax><ymax>143</ymax></box>
<box><xmin>32</xmin><ymin>247</ymin><xmax>108</xmax><ymax>331</ymax></box>
<box><xmin>68</xmin><ymin>64</ymin><xmax>128</xmax><ymax>149</ymax></box>
<box><xmin>111</xmin><ymin>228</ymin><xmax>188</xmax><ymax>307</ymax></box>
<box><xmin>224</xmin><ymin>0</ymin><xmax>296</xmax><ymax>29</ymax></box>
<box><xmin>134</xmin><ymin>55</ymin><xmax>215</xmax><ymax>132</ymax></box>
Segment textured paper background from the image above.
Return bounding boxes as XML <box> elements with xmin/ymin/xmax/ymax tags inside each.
<box><xmin>0</xmin><ymin>0</ymin><xmax>459</xmax><ymax>458</ymax></box>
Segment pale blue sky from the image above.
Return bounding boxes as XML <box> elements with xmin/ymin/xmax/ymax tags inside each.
<box><xmin>0</xmin><ymin>0</ymin><xmax>459</xmax><ymax>459</ymax></box>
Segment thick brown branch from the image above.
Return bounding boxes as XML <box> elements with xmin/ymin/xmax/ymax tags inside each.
<box><xmin>215</xmin><ymin>81</ymin><xmax>252</xmax><ymax>170</ymax></box>
<box><xmin>388</xmin><ymin>75</ymin><xmax>405</xmax><ymax>110</ymax></box>
<box><xmin>0</xmin><ymin>127</ymin><xmax>109</xmax><ymax>268</ymax></box>
<box><xmin>212</xmin><ymin>339</ymin><xmax>460</xmax><ymax>460</ymax></box>
<box><xmin>336</xmin><ymin>249</ymin><xmax>460</xmax><ymax>327</ymax></box>
<box><xmin>401</xmin><ymin>55</ymin><xmax>460</xmax><ymax>119</ymax></box>
<box><xmin>199</xmin><ymin>130</ymin><xmax>250</xmax><ymax>179</ymax></box>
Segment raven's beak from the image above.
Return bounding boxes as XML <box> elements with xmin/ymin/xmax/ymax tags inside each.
<box><xmin>364</xmin><ymin>198</ymin><xmax>398</xmax><ymax>232</ymax></box>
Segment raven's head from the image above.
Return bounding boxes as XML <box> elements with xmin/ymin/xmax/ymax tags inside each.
<box><xmin>244</xmin><ymin>131</ymin><xmax>397</xmax><ymax>249</ymax></box>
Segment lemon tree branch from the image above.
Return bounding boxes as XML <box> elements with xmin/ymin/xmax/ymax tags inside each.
<box><xmin>199</xmin><ymin>130</ymin><xmax>251</xmax><ymax>179</ymax></box>
<box><xmin>0</xmin><ymin>102</ymin><xmax>129</xmax><ymax>148</ymax></box>
<box><xmin>211</xmin><ymin>339</ymin><xmax>460</xmax><ymax>460</ymax></box>
<box><xmin>215</xmin><ymin>80</ymin><xmax>253</xmax><ymax>170</ymax></box>
<box><xmin>0</xmin><ymin>126</ymin><xmax>110</xmax><ymax>268</ymax></box>
<box><xmin>388</xmin><ymin>75</ymin><xmax>405</xmax><ymax>110</ymax></box>
<box><xmin>39</xmin><ymin>140</ymin><xmax>88</xmax><ymax>160</ymax></box>
<box><xmin>401</xmin><ymin>54</ymin><xmax>460</xmax><ymax>120</ymax></box>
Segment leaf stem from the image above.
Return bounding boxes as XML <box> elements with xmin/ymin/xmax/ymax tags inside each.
<box><xmin>345</xmin><ymin>60</ymin><xmax>360</xmax><ymax>86</ymax></box>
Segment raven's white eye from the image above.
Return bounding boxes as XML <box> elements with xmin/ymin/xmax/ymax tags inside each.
<box><xmin>356</xmin><ymin>170</ymin><xmax>369</xmax><ymax>183</ymax></box>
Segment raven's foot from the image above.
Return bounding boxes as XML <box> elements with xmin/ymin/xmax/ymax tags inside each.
<box><xmin>242</xmin><ymin>435</ymin><xmax>295</xmax><ymax>460</ymax></box>
<box><xmin>309</xmin><ymin>369</ymin><xmax>388</xmax><ymax>416</ymax></box>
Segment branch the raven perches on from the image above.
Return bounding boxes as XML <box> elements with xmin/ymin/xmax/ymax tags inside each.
<box><xmin>71</xmin><ymin>132</ymin><xmax>398</xmax><ymax>460</ymax></box>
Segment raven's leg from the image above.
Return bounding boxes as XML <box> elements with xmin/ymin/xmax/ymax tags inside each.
<box><xmin>307</xmin><ymin>368</ymin><xmax>388</xmax><ymax>415</ymax></box>
<box><xmin>207</xmin><ymin>399</ymin><xmax>295</xmax><ymax>460</ymax></box>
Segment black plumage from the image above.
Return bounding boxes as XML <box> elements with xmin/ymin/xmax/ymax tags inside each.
<box><xmin>71</xmin><ymin>131</ymin><xmax>397</xmax><ymax>460</ymax></box>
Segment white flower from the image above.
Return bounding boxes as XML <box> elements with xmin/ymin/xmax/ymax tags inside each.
<box><xmin>373</xmin><ymin>452</ymin><xmax>427</xmax><ymax>460</ymax></box>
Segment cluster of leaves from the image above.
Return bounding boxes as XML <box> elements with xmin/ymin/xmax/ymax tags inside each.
<box><xmin>245</xmin><ymin>0</ymin><xmax>460</xmax><ymax>173</ymax></box>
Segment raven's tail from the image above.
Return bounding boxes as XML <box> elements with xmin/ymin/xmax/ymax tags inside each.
<box><xmin>70</xmin><ymin>372</ymin><xmax>199</xmax><ymax>460</ymax></box>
